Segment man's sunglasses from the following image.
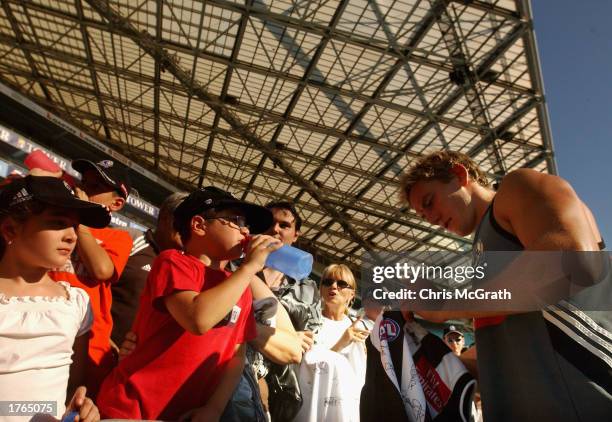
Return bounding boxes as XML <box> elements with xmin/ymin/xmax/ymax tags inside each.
<box><xmin>205</xmin><ymin>215</ymin><xmax>248</xmax><ymax>228</ymax></box>
<box><xmin>446</xmin><ymin>335</ymin><xmax>464</xmax><ymax>343</ymax></box>
<box><xmin>321</xmin><ymin>279</ymin><xmax>354</xmax><ymax>290</ymax></box>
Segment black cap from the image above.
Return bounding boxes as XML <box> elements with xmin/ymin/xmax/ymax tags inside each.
<box><xmin>72</xmin><ymin>159</ymin><xmax>131</xmax><ymax>198</ymax></box>
<box><xmin>0</xmin><ymin>176</ymin><xmax>111</xmax><ymax>228</ymax></box>
<box><xmin>443</xmin><ymin>325</ymin><xmax>463</xmax><ymax>338</ymax></box>
<box><xmin>174</xmin><ymin>187</ymin><xmax>273</xmax><ymax>236</ymax></box>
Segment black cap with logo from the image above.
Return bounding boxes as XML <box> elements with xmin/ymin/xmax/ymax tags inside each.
<box><xmin>443</xmin><ymin>325</ymin><xmax>463</xmax><ymax>338</ymax></box>
<box><xmin>174</xmin><ymin>187</ymin><xmax>273</xmax><ymax>235</ymax></box>
<box><xmin>72</xmin><ymin>159</ymin><xmax>131</xmax><ymax>199</ymax></box>
<box><xmin>0</xmin><ymin>176</ymin><xmax>111</xmax><ymax>228</ymax></box>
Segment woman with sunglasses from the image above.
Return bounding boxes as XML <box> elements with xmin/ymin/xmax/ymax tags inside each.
<box><xmin>294</xmin><ymin>264</ymin><xmax>368</xmax><ymax>422</ymax></box>
<box><xmin>318</xmin><ymin>265</ymin><xmax>370</xmax><ymax>353</ymax></box>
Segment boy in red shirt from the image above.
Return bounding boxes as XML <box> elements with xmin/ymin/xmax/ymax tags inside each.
<box><xmin>97</xmin><ymin>187</ymin><xmax>280</xmax><ymax>421</ymax></box>
<box><xmin>50</xmin><ymin>159</ymin><xmax>133</xmax><ymax>397</ymax></box>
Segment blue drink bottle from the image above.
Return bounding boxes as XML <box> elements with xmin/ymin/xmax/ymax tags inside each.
<box><xmin>241</xmin><ymin>236</ymin><xmax>314</xmax><ymax>280</ymax></box>
<box><xmin>61</xmin><ymin>411</ymin><xmax>79</xmax><ymax>422</ymax></box>
<box><xmin>265</xmin><ymin>244</ymin><xmax>313</xmax><ymax>280</ymax></box>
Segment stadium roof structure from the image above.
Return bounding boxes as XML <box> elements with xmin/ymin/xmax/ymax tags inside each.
<box><xmin>0</xmin><ymin>0</ymin><xmax>555</xmax><ymax>274</ymax></box>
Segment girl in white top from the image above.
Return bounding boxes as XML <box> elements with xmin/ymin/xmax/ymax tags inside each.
<box><xmin>0</xmin><ymin>176</ymin><xmax>110</xmax><ymax>422</ymax></box>
<box><xmin>295</xmin><ymin>264</ymin><xmax>369</xmax><ymax>422</ymax></box>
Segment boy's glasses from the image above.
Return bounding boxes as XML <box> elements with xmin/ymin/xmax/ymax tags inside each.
<box><xmin>206</xmin><ymin>215</ymin><xmax>248</xmax><ymax>228</ymax></box>
<box><xmin>321</xmin><ymin>279</ymin><xmax>354</xmax><ymax>290</ymax></box>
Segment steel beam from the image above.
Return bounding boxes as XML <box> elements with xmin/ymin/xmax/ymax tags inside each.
<box><xmin>203</xmin><ymin>0</ymin><xmax>523</xmax><ymax>60</ymax></box>
<box><xmin>199</xmin><ymin>0</ymin><xmax>253</xmax><ymax>187</ymax></box>
<box><xmin>0</xmin><ymin>0</ymin><xmax>53</xmax><ymax>102</ymax></box>
<box><xmin>517</xmin><ymin>0</ymin><xmax>556</xmax><ymax>174</ymax></box>
<box><xmin>85</xmin><ymin>0</ymin><xmax>376</xmax><ymax>253</ymax></box>
<box><xmin>293</xmin><ymin>0</ymin><xmax>447</xmax><ymax>206</ymax></box>
<box><xmin>0</xmin><ymin>65</ymin><xmax>545</xmax><ymax>173</ymax></box>
<box><xmin>434</xmin><ymin>0</ymin><xmax>506</xmax><ymax>174</ymax></box>
<box><xmin>3</xmin><ymin>0</ymin><xmax>535</xmax><ymax>113</ymax></box>
<box><xmin>74</xmin><ymin>0</ymin><xmax>111</xmax><ymax>141</ymax></box>
<box><xmin>242</xmin><ymin>0</ymin><xmax>351</xmax><ymax>200</ymax></box>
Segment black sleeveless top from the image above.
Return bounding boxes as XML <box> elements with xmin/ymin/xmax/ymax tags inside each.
<box><xmin>472</xmin><ymin>202</ymin><xmax>612</xmax><ymax>421</ymax></box>
<box><xmin>475</xmin><ymin>202</ymin><xmax>606</xmax><ymax>251</ymax></box>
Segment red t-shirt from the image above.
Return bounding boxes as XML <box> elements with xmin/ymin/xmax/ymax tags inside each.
<box><xmin>97</xmin><ymin>249</ymin><xmax>257</xmax><ymax>420</ymax></box>
<box><xmin>49</xmin><ymin>227</ymin><xmax>132</xmax><ymax>394</ymax></box>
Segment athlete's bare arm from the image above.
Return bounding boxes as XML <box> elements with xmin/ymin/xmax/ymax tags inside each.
<box><xmin>493</xmin><ymin>169</ymin><xmax>600</xmax><ymax>251</ymax></box>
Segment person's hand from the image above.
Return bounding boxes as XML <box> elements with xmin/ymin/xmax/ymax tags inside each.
<box><xmin>109</xmin><ymin>338</ymin><xmax>120</xmax><ymax>362</ymax></box>
<box><xmin>333</xmin><ymin>318</ymin><xmax>370</xmax><ymax>351</ymax></box>
<box><xmin>118</xmin><ymin>331</ymin><xmax>138</xmax><ymax>361</ymax></box>
<box><xmin>29</xmin><ymin>168</ymin><xmax>63</xmax><ymax>178</ymax></box>
<box><xmin>64</xmin><ymin>386</ymin><xmax>100</xmax><ymax>422</ymax></box>
<box><xmin>179</xmin><ymin>405</ymin><xmax>222</xmax><ymax>422</ymax></box>
<box><xmin>297</xmin><ymin>330</ymin><xmax>315</xmax><ymax>353</ymax></box>
<box><xmin>242</xmin><ymin>235</ymin><xmax>282</xmax><ymax>273</ymax></box>
<box><xmin>74</xmin><ymin>186</ymin><xmax>90</xmax><ymax>202</ymax></box>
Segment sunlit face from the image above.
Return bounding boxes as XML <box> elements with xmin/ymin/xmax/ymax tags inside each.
<box><xmin>408</xmin><ymin>178</ymin><xmax>476</xmax><ymax>236</ymax></box>
<box><xmin>444</xmin><ymin>332</ymin><xmax>465</xmax><ymax>356</ymax></box>
<box><xmin>200</xmin><ymin>207</ymin><xmax>250</xmax><ymax>260</ymax></box>
<box><xmin>81</xmin><ymin>170</ymin><xmax>119</xmax><ymax>207</ymax></box>
<box><xmin>264</xmin><ymin>208</ymin><xmax>299</xmax><ymax>245</ymax></box>
<box><xmin>8</xmin><ymin>208</ymin><xmax>78</xmax><ymax>270</ymax></box>
<box><xmin>320</xmin><ymin>274</ymin><xmax>355</xmax><ymax>309</ymax></box>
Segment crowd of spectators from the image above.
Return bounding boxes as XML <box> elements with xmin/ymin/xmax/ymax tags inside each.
<box><xmin>0</xmin><ymin>149</ymin><xmax>610</xmax><ymax>422</ymax></box>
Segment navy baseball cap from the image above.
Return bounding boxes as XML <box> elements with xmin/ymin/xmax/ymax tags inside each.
<box><xmin>72</xmin><ymin>159</ymin><xmax>131</xmax><ymax>199</ymax></box>
<box><xmin>0</xmin><ymin>176</ymin><xmax>111</xmax><ymax>228</ymax></box>
<box><xmin>174</xmin><ymin>187</ymin><xmax>273</xmax><ymax>235</ymax></box>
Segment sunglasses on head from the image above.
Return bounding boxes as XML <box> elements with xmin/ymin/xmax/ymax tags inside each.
<box><xmin>321</xmin><ymin>279</ymin><xmax>354</xmax><ymax>290</ymax></box>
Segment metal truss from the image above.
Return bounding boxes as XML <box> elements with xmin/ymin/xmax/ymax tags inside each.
<box><xmin>0</xmin><ymin>0</ymin><xmax>555</xmax><ymax>274</ymax></box>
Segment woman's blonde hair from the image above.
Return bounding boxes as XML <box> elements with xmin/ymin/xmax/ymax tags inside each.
<box><xmin>320</xmin><ymin>263</ymin><xmax>356</xmax><ymax>313</ymax></box>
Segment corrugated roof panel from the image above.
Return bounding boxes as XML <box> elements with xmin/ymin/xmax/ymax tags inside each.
<box><xmin>409</xmin><ymin>126</ymin><xmax>446</xmax><ymax>155</ymax></box>
<box><xmin>291</xmin><ymin>87</ymin><xmax>365</xmax><ymax>131</ymax></box>
<box><xmin>239</xmin><ymin>18</ymin><xmax>320</xmax><ymax>78</ymax></box>
<box><xmin>228</xmin><ymin>68</ymin><xmax>298</xmax><ymax>113</ymax></box>
<box><xmin>314</xmin><ymin>40</ymin><xmax>395</xmax><ymax>96</ymax></box>
<box><xmin>266</xmin><ymin>0</ymin><xmax>339</xmax><ymax>25</ymax></box>
<box><xmin>0</xmin><ymin>0</ymin><xmax>554</xmax><ymax>273</ymax></box>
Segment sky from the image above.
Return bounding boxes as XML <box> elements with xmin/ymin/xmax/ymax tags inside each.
<box><xmin>531</xmin><ymin>0</ymin><xmax>612</xmax><ymax>246</ymax></box>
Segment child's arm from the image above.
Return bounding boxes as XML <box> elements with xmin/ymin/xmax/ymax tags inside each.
<box><xmin>75</xmin><ymin>225</ymin><xmax>116</xmax><ymax>280</ymax></box>
<box><xmin>67</xmin><ymin>334</ymin><xmax>88</xmax><ymax>402</ymax></box>
<box><xmin>165</xmin><ymin>235</ymin><xmax>281</xmax><ymax>335</ymax></box>
<box><xmin>72</xmin><ymin>187</ymin><xmax>116</xmax><ymax>281</ymax></box>
<box><xmin>188</xmin><ymin>343</ymin><xmax>247</xmax><ymax>422</ymax></box>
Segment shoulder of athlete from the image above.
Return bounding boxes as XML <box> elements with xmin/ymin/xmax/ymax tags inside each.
<box><xmin>493</xmin><ymin>168</ymin><xmax>574</xmax><ymax>225</ymax></box>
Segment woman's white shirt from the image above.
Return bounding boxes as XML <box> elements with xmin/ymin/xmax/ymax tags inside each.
<box><xmin>316</xmin><ymin>315</ymin><xmax>352</xmax><ymax>349</ymax></box>
<box><xmin>317</xmin><ymin>316</ymin><xmax>367</xmax><ymax>383</ymax></box>
<box><xmin>294</xmin><ymin>315</ymin><xmax>368</xmax><ymax>422</ymax></box>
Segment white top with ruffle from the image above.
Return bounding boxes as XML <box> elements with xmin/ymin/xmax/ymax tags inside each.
<box><xmin>0</xmin><ymin>282</ymin><xmax>93</xmax><ymax>421</ymax></box>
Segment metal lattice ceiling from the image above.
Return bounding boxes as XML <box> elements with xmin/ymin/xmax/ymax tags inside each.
<box><xmin>0</xmin><ymin>0</ymin><xmax>554</xmax><ymax>273</ymax></box>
